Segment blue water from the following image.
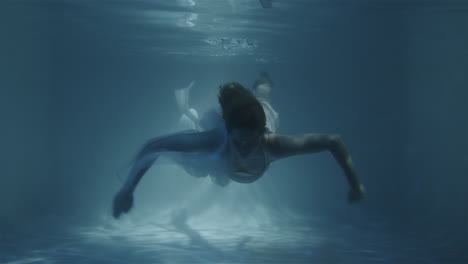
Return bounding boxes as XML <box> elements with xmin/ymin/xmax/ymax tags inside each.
<box><xmin>1</xmin><ymin>0</ymin><xmax>467</xmax><ymax>263</ymax></box>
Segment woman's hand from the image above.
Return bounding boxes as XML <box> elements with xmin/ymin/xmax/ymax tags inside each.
<box><xmin>113</xmin><ymin>187</ymin><xmax>134</xmax><ymax>218</ymax></box>
<box><xmin>348</xmin><ymin>184</ymin><xmax>365</xmax><ymax>203</ymax></box>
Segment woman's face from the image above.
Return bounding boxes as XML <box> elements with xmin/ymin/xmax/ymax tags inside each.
<box><xmin>230</xmin><ymin>127</ymin><xmax>262</xmax><ymax>156</ymax></box>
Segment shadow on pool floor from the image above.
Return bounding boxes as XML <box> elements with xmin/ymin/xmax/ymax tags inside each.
<box><xmin>1</xmin><ymin>211</ymin><xmax>466</xmax><ymax>264</ymax></box>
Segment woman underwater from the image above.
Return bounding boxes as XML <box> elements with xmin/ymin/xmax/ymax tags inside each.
<box><xmin>113</xmin><ymin>82</ymin><xmax>365</xmax><ymax>218</ymax></box>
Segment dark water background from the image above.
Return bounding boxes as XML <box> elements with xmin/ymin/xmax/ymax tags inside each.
<box><xmin>1</xmin><ymin>0</ymin><xmax>467</xmax><ymax>263</ymax></box>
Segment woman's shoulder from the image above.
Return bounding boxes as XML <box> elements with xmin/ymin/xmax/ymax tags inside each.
<box><xmin>261</xmin><ymin>130</ymin><xmax>280</xmax><ymax>164</ymax></box>
<box><xmin>262</xmin><ymin>130</ymin><xmax>289</xmax><ymax>160</ymax></box>
<box><xmin>262</xmin><ymin>130</ymin><xmax>277</xmax><ymax>151</ymax></box>
<box><xmin>262</xmin><ymin>128</ymin><xmax>276</xmax><ymax>143</ymax></box>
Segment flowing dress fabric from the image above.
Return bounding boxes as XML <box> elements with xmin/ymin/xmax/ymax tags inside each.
<box><xmin>171</xmin><ymin>109</ymin><xmax>232</xmax><ymax>186</ymax></box>
<box><xmin>173</xmin><ymin>108</ymin><xmax>276</xmax><ymax>185</ymax></box>
<box><xmin>258</xmin><ymin>98</ymin><xmax>279</xmax><ymax>133</ymax></box>
<box><xmin>169</xmin><ymin>85</ymin><xmax>279</xmax><ymax>185</ymax></box>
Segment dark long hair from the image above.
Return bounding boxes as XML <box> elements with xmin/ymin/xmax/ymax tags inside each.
<box><xmin>218</xmin><ymin>82</ymin><xmax>266</xmax><ymax>133</ymax></box>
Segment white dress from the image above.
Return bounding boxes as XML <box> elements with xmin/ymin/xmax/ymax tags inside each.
<box><xmin>172</xmin><ymin>82</ymin><xmax>279</xmax><ymax>186</ymax></box>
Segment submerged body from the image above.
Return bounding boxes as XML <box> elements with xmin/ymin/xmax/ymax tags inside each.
<box><xmin>168</xmin><ymin>120</ymin><xmax>275</xmax><ymax>186</ymax></box>
<box><xmin>113</xmin><ymin>81</ymin><xmax>365</xmax><ymax>218</ymax></box>
<box><xmin>171</xmin><ymin>75</ymin><xmax>279</xmax><ymax>186</ymax></box>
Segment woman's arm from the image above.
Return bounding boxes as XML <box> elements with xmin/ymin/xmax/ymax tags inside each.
<box><xmin>113</xmin><ymin>129</ymin><xmax>222</xmax><ymax>218</ymax></box>
<box><xmin>126</xmin><ymin>129</ymin><xmax>222</xmax><ymax>191</ymax></box>
<box><xmin>265</xmin><ymin>133</ymin><xmax>364</xmax><ymax>203</ymax></box>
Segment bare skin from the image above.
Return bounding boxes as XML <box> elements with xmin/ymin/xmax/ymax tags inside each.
<box><xmin>113</xmin><ymin>128</ymin><xmax>364</xmax><ymax>218</ymax></box>
<box><xmin>265</xmin><ymin>133</ymin><xmax>365</xmax><ymax>202</ymax></box>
